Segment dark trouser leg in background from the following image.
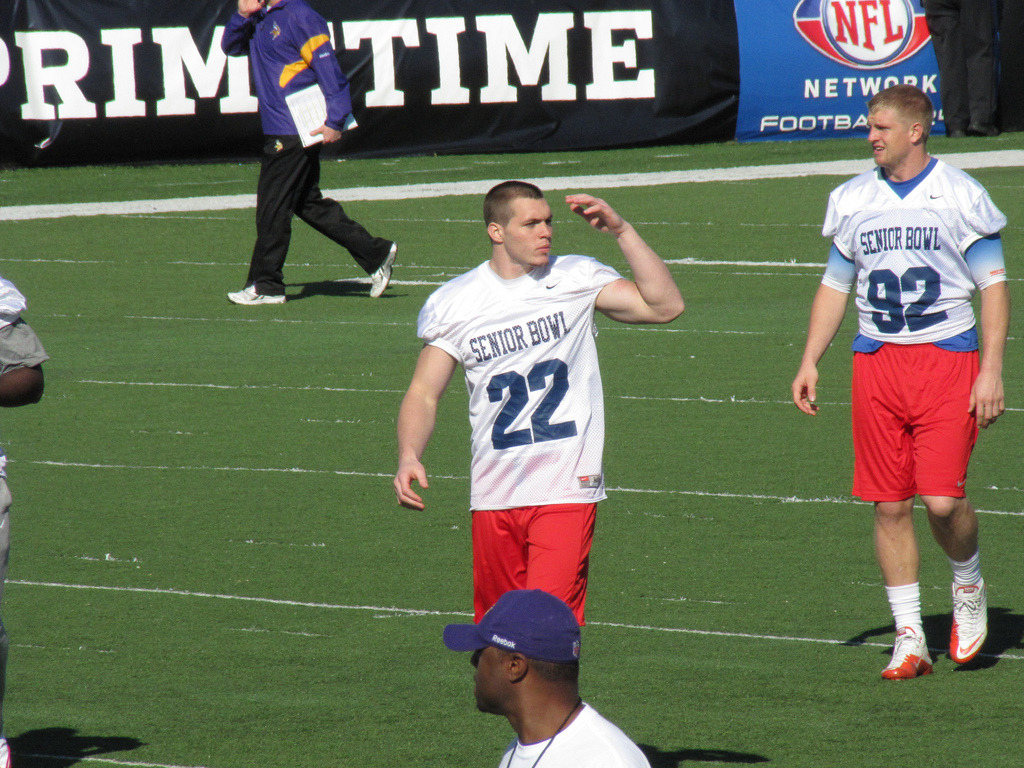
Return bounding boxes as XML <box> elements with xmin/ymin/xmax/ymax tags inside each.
<box><xmin>294</xmin><ymin>144</ymin><xmax>393</xmax><ymax>275</ymax></box>
<box><xmin>246</xmin><ymin>136</ymin><xmax>311</xmax><ymax>296</ymax></box>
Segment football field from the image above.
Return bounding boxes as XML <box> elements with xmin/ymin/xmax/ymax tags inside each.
<box><xmin>0</xmin><ymin>134</ymin><xmax>1022</xmax><ymax>767</ymax></box>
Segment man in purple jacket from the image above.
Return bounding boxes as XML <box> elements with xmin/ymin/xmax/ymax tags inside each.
<box><xmin>222</xmin><ymin>0</ymin><xmax>396</xmax><ymax>304</ymax></box>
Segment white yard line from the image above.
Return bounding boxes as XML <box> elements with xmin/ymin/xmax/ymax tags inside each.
<box><xmin>22</xmin><ymin>459</ymin><xmax>1024</xmax><ymax>516</ymax></box>
<box><xmin>16</xmin><ymin>756</ymin><xmax>221</xmax><ymax>768</ymax></box>
<box><xmin>2</xmin><ymin>150</ymin><xmax>1021</xmax><ymax>221</ymax></box>
<box><xmin>10</xmin><ymin>579</ymin><xmax>1024</xmax><ymax>663</ymax></box>
<box><xmin>66</xmin><ymin>378</ymin><xmax>1024</xmax><ymax>414</ymax></box>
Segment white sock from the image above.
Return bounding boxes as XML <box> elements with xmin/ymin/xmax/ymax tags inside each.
<box><xmin>949</xmin><ymin>550</ymin><xmax>982</xmax><ymax>587</ymax></box>
<box><xmin>886</xmin><ymin>583</ymin><xmax>923</xmax><ymax>632</ymax></box>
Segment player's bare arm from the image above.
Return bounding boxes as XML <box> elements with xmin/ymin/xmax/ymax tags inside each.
<box><xmin>394</xmin><ymin>345</ymin><xmax>458</xmax><ymax>510</ymax></box>
<box><xmin>970</xmin><ymin>280</ymin><xmax>1010</xmax><ymax>429</ymax></box>
<box><xmin>566</xmin><ymin>194</ymin><xmax>684</xmax><ymax>324</ymax></box>
<box><xmin>792</xmin><ymin>284</ymin><xmax>849</xmax><ymax>415</ymax></box>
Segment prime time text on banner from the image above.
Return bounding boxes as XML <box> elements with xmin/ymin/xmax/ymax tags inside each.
<box><xmin>0</xmin><ymin>0</ymin><xmax>739</xmax><ymax>165</ymax></box>
<box><xmin>734</xmin><ymin>0</ymin><xmax>944</xmax><ymax>142</ymax></box>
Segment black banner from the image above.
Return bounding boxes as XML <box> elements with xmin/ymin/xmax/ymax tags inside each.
<box><xmin>0</xmin><ymin>0</ymin><xmax>739</xmax><ymax>165</ymax></box>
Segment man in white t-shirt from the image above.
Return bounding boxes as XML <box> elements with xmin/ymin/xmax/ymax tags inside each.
<box><xmin>791</xmin><ymin>85</ymin><xmax>1010</xmax><ymax>679</ymax></box>
<box><xmin>394</xmin><ymin>181</ymin><xmax>684</xmax><ymax>623</ymax></box>
<box><xmin>444</xmin><ymin>589</ymin><xmax>651</xmax><ymax>768</ymax></box>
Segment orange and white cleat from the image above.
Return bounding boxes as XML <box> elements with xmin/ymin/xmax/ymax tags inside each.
<box><xmin>882</xmin><ymin>626</ymin><xmax>934</xmax><ymax>680</ymax></box>
<box><xmin>951</xmin><ymin>580</ymin><xmax>988</xmax><ymax>664</ymax></box>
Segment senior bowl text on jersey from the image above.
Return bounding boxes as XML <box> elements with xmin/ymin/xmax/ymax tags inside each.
<box><xmin>469</xmin><ymin>312</ymin><xmax>570</xmax><ymax>363</ymax></box>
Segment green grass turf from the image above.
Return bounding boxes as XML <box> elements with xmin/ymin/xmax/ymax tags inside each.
<box><xmin>0</xmin><ymin>132</ymin><xmax>1022</xmax><ymax>767</ymax></box>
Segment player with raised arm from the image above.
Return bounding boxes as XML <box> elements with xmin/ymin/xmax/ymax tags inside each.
<box><xmin>394</xmin><ymin>181</ymin><xmax>684</xmax><ymax>623</ymax></box>
<box><xmin>792</xmin><ymin>85</ymin><xmax>1010</xmax><ymax>679</ymax></box>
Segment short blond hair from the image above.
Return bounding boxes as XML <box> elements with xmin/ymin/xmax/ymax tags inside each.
<box><xmin>868</xmin><ymin>85</ymin><xmax>934</xmax><ymax>139</ymax></box>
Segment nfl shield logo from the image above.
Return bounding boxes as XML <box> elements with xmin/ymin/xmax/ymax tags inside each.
<box><xmin>793</xmin><ymin>0</ymin><xmax>932</xmax><ymax>68</ymax></box>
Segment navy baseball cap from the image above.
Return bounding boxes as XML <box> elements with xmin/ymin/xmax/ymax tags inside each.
<box><xmin>443</xmin><ymin>589</ymin><xmax>581</xmax><ymax>664</ymax></box>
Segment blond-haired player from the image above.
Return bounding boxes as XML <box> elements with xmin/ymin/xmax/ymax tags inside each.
<box><xmin>792</xmin><ymin>85</ymin><xmax>1009</xmax><ymax>679</ymax></box>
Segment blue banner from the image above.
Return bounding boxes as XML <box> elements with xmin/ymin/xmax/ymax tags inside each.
<box><xmin>735</xmin><ymin>0</ymin><xmax>943</xmax><ymax>141</ymax></box>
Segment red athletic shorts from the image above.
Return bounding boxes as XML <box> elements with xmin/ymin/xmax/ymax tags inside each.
<box><xmin>471</xmin><ymin>502</ymin><xmax>596</xmax><ymax>624</ymax></box>
<box><xmin>851</xmin><ymin>344</ymin><xmax>978</xmax><ymax>502</ymax></box>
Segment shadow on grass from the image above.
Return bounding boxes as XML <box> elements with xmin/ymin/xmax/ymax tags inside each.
<box><xmin>640</xmin><ymin>744</ymin><xmax>770</xmax><ymax>765</ymax></box>
<box><xmin>10</xmin><ymin>728</ymin><xmax>143</xmax><ymax>768</ymax></box>
<box><xmin>842</xmin><ymin>605</ymin><xmax>1024</xmax><ymax>668</ymax></box>
<box><xmin>287</xmin><ymin>278</ymin><xmax>401</xmax><ymax>301</ymax></box>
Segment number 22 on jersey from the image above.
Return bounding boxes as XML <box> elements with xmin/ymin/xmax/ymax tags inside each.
<box><xmin>487</xmin><ymin>358</ymin><xmax>578</xmax><ymax>450</ymax></box>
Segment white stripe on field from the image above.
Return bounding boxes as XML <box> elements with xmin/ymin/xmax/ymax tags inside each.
<box><xmin>72</xmin><ymin>379</ymin><xmax>800</xmax><ymax>396</ymax></box>
<box><xmin>72</xmin><ymin>315</ymin><xmax>772</xmax><ymax>334</ymax></box>
<box><xmin>9</xmin><ymin>579</ymin><xmax>456</xmax><ymax>616</ymax></box>
<box><xmin>22</xmin><ymin>460</ymin><xmax>1024</xmax><ymax>516</ymax></box>
<box><xmin>26</xmin><ymin>459</ymin><xmax>419</xmax><ymax>479</ymax></box>
<box><xmin>67</xmin><ymin>380</ymin><xmax>1024</xmax><ymax>415</ymax></box>
<box><xmin>10</xmin><ymin>579</ymin><xmax>1023</xmax><ymax>662</ymax></box>
<box><xmin>2</xmin><ymin>150</ymin><xmax>1021</xmax><ymax>221</ymax></box>
<box><xmin>77</xmin><ymin>379</ymin><xmax>405</xmax><ymax>394</ymax></box>
<box><xmin>664</xmin><ymin>258</ymin><xmax>823</xmax><ymax>267</ymax></box>
<box><xmin>622</xmin><ymin>392</ymin><xmax>1024</xmax><ymax>413</ymax></box>
<box><xmin>592</xmin><ymin>620</ymin><xmax>1024</xmax><ymax>661</ymax></box>
<box><xmin>18</xmin><ymin>755</ymin><xmax>219</xmax><ymax>768</ymax></box>
<box><xmin>121</xmin><ymin>314</ymin><xmax>417</xmax><ymax>326</ymax></box>
<box><xmin>609</xmin><ymin>484</ymin><xmax>1023</xmax><ymax>516</ymax></box>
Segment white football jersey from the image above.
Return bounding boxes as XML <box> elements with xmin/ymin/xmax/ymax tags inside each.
<box><xmin>418</xmin><ymin>255</ymin><xmax>622</xmax><ymax>510</ymax></box>
<box><xmin>822</xmin><ymin>159</ymin><xmax>1007</xmax><ymax>344</ymax></box>
<box><xmin>0</xmin><ymin>277</ymin><xmax>26</xmax><ymax>329</ymax></box>
<box><xmin>500</xmin><ymin>704</ymin><xmax>651</xmax><ymax>768</ymax></box>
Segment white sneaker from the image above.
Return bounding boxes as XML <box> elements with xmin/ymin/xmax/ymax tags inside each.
<box><xmin>951</xmin><ymin>579</ymin><xmax>988</xmax><ymax>663</ymax></box>
<box><xmin>227</xmin><ymin>284</ymin><xmax>257</xmax><ymax>303</ymax></box>
<box><xmin>0</xmin><ymin>736</ymin><xmax>11</xmax><ymax>768</ymax></box>
<box><xmin>227</xmin><ymin>286</ymin><xmax>285</xmax><ymax>305</ymax></box>
<box><xmin>369</xmin><ymin>243</ymin><xmax>397</xmax><ymax>298</ymax></box>
<box><xmin>882</xmin><ymin>625</ymin><xmax>933</xmax><ymax>680</ymax></box>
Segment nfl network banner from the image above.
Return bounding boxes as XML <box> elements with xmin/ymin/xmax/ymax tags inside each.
<box><xmin>735</xmin><ymin>0</ymin><xmax>944</xmax><ymax>141</ymax></box>
<box><xmin>0</xmin><ymin>0</ymin><xmax>739</xmax><ymax>165</ymax></box>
